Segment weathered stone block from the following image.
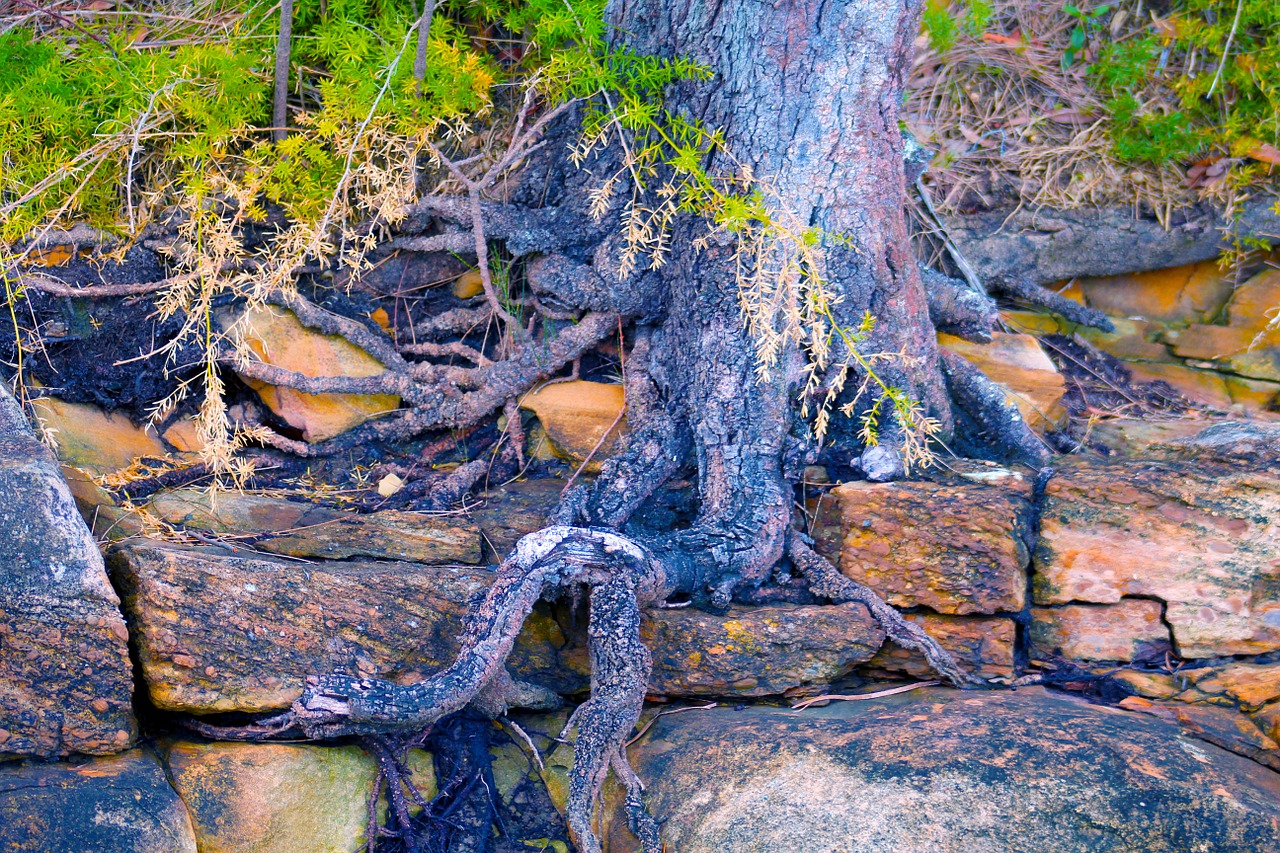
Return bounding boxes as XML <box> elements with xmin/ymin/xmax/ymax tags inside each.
<box><xmin>814</xmin><ymin>471</ymin><xmax>1033</xmax><ymax>615</ymax></box>
<box><xmin>1086</xmin><ymin>418</ymin><xmax>1230</xmax><ymax>458</ymax></box>
<box><xmin>603</xmin><ymin>687</ymin><xmax>1280</xmax><ymax>852</ymax></box>
<box><xmin>862</xmin><ymin>613</ymin><xmax>1016</xmax><ymax>679</ymax></box>
<box><xmin>150</xmin><ymin>489</ymin><xmax>482</xmax><ymax>564</ymax></box>
<box><xmin>0</xmin><ymin>750</ymin><xmax>196</xmax><ymax>852</ymax></box>
<box><xmin>1165</xmin><ymin>323</ymin><xmax>1280</xmax><ymax>383</ymax></box>
<box><xmin>1075</xmin><ymin>260</ymin><xmax>1237</xmax><ymax>325</ymax></box>
<box><xmin>1253</xmin><ymin>701</ymin><xmax>1280</xmax><ymax>744</ymax></box>
<box><xmin>1127</xmin><ymin>361</ymin><xmax>1280</xmax><ymax>411</ymax></box>
<box><xmin>110</xmin><ymin>542</ymin><xmax>887</xmax><ymax>712</ymax></box>
<box><xmin>1033</xmin><ymin>455</ymin><xmax>1280</xmax><ymax>658</ymax></box>
<box><xmin>642</xmin><ymin>604</ymin><xmax>883</xmax><ymax>697</ymax></box>
<box><xmin>1118</xmin><ymin>696</ymin><xmax>1279</xmax><ymax>769</ymax></box>
<box><xmin>0</xmin><ymin>388</ymin><xmax>136</xmax><ymax>758</ymax></box>
<box><xmin>1030</xmin><ymin>600</ymin><xmax>1169</xmax><ymax>661</ymax></box>
<box><xmin>1186</xmin><ymin>662</ymin><xmax>1280</xmax><ymax>712</ymax></box>
<box><xmin>166</xmin><ymin>742</ymin><xmax>426</xmax><ymax>853</ymax></box>
<box><xmin>468</xmin><ymin>478</ymin><xmax>566</xmax><ymax>557</ymax></box>
<box><xmin>109</xmin><ymin>541</ymin><xmax>579</xmax><ymax>713</ymax></box>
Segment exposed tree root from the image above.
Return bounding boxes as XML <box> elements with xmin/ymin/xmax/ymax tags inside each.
<box><xmin>940</xmin><ymin>348</ymin><xmax>1053</xmax><ymax>467</ymax></box>
<box><xmin>193</xmin><ymin>509</ymin><xmax>979</xmax><ymax>850</ymax></box>
<box><xmin>990</xmin><ymin>275</ymin><xmax>1115</xmax><ymax>332</ymax></box>
<box><xmin>787</xmin><ymin>531</ymin><xmax>979</xmax><ymax>688</ymax></box>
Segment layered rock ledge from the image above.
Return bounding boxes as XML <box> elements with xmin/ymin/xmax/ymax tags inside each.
<box><xmin>0</xmin><ymin>388</ymin><xmax>135</xmax><ymax>759</ymax></box>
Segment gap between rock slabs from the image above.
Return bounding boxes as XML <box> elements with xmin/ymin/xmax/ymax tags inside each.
<box><xmin>179</xmin><ymin>523</ymin><xmax>987</xmax><ymax>853</ymax></box>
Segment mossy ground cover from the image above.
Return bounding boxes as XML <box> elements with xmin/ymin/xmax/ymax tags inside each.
<box><xmin>907</xmin><ymin>0</ymin><xmax>1280</xmax><ymax>218</ymax></box>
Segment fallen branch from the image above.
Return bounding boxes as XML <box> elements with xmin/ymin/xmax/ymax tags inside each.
<box><xmin>791</xmin><ymin>680</ymin><xmax>941</xmax><ymax>711</ymax></box>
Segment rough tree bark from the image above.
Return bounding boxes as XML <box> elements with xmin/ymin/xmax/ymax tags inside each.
<box><xmin>203</xmin><ymin>1</ymin><xmax>1052</xmax><ymax>850</ymax></box>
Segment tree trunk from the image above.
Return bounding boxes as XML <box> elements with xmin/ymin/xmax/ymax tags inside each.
<box><xmin>612</xmin><ymin>0</ymin><xmax>951</xmax><ymax>446</ymax></box>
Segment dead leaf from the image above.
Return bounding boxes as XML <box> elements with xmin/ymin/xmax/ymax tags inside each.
<box><xmin>1247</xmin><ymin>144</ymin><xmax>1280</xmax><ymax>166</ymax></box>
<box><xmin>376</xmin><ymin>473</ymin><xmax>404</xmax><ymax>497</ymax></box>
<box><xmin>982</xmin><ymin>33</ymin><xmax>1023</xmax><ymax>48</ymax></box>
<box><xmin>1044</xmin><ymin>108</ymin><xmax>1087</xmax><ymax>124</ymax></box>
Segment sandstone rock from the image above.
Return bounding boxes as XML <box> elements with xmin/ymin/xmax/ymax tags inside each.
<box><xmin>1127</xmin><ymin>360</ymin><xmax>1280</xmax><ymax>411</ymax></box>
<box><xmin>162</xmin><ymin>418</ymin><xmax>205</xmax><ymax>453</ymax></box>
<box><xmin>519</xmin><ymin>381</ymin><xmax>627</xmax><ymax>468</ymax></box>
<box><xmin>1126</xmin><ymin>361</ymin><xmax>1236</xmax><ymax>408</ymax></box>
<box><xmin>469</xmin><ymin>477</ymin><xmax>566</xmax><ymax>557</ymax></box>
<box><xmin>227</xmin><ymin>305</ymin><xmax>400</xmax><ymax>442</ymax></box>
<box><xmin>30</xmin><ymin>395</ymin><xmax>165</xmax><ymax>474</ymax></box>
<box><xmin>1222</xmin><ymin>374</ymin><xmax>1280</xmax><ymax>411</ymax></box>
<box><xmin>1164</xmin><ymin>322</ymin><xmax>1277</xmax><ymax>360</ymax></box>
<box><xmin>0</xmin><ymin>750</ymin><xmax>197</xmax><ymax>853</ymax></box>
<box><xmin>1118</xmin><ymin>696</ymin><xmax>1279</xmax><ymax>770</ymax></box>
<box><xmin>149</xmin><ymin>488</ymin><xmax>481</xmax><ymax>563</ymax></box>
<box><xmin>862</xmin><ymin>613</ymin><xmax>1016</xmax><ymax>679</ymax></box>
<box><xmin>1086</xmin><ymin>417</ymin><xmax>1227</xmax><ymax>457</ymax></box>
<box><xmin>642</xmin><ymin>604</ymin><xmax>883</xmax><ymax>698</ymax></box>
<box><xmin>166</xmin><ymin>742</ymin><xmax>431</xmax><ymax>853</ymax></box>
<box><xmin>1224</xmin><ymin>268</ymin><xmax>1280</xmax><ymax>330</ymax></box>
<box><xmin>452</xmin><ymin>268</ymin><xmax>486</xmax><ymax>299</ymax></box>
<box><xmin>1254</xmin><ymin>701</ymin><xmax>1280</xmax><ymax>744</ymax></box>
<box><xmin>1000</xmin><ymin>309</ymin><xmax>1070</xmax><ymax>337</ymax></box>
<box><xmin>1030</xmin><ymin>600</ymin><xmax>1169</xmax><ymax>662</ymax></box>
<box><xmin>1186</xmin><ymin>662</ymin><xmax>1280</xmax><ymax>711</ymax></box>
<box><xmin>937</xmin><ymin>332</ymin><xmax>1067</xmax><ymax>430</ymax></box>
<box><xmin>812</xmin><ymin>473</ymin><xmax>1033</xmax><ymax>615</ymax></box>
<box><xmin>1003</xmin><ymin>311</ymin><xmax>1174</xmax><ymax>363</ymax></box>
<box><xmin>602</xmin><ymin>686</ymin><xmax>1280</xmax><ymax>852</ymax></box>
<box><xmin>0</xmin><ymin>388</ymin><xmax>136</xmax><ymax>759</ymax></box>
<box><xmin>1075</xmin><ymin>259</ymin><xmax>1237</xmax><ymax>325</ymax></box>
<box><xmin>109</xmin><ymin>541</ymin><xmax>578</xmax><ymax>713</ymax></box>
<box><xmin>1112</xmin><ymin>669</ymin><xmax>1181</xmax><ymax>700</ymax></box>
<box><xmin>1148</xmin><ymin>420</ymin><xmax>1280</xmax><ymax>464</ymax></box>
<box><xmin>109</xmin><ymin>542</ymin><xmax>890</xmax><ymax>712</ymax></box>
<box><xmin>1033</xmin><ymin>454</ymin><xmax>1280</xmax><ymax>658</ymax></box>
<box><xmin>1165</xmin><ymin>323</ymin><xmax>1280</xmax><ymax>383</ymax></box>
<box><xmin>1078</xmin><ymin>316</ymin><xmax>1174</xmax><ymax>362</ymax></box>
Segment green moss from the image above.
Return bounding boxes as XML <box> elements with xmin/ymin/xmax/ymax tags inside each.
<box><xmin>922</xmin><ymin>0</ymin><xmax>994</xmax><ymax>53</ymax></box>
<box><xmin>1090</xmin><ymin>0</ymin><xmax>1280</xmax><ymax>165</ymax></box>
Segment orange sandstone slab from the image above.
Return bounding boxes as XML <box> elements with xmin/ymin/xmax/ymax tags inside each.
<box><xmin>1033</xmin><ymin>455</ymin><xmax>1280</xmax><ymax>658</ymax></box>
<box><xmin>226</xmin><ymin>306</ymin><xmax>400</xmax><ymax>443</ymax></box>
<box><xmin>813</xmin><ymin>470</ymin><xmax>1034</xmax><ymax>615</ymax></box>
<box><xmin>1030</xmin><ymin>600</ymin><xmax>1169</xmax><ymax>662</ymax></box>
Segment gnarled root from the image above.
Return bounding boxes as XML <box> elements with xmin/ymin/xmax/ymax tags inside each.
<box><xmin>257</xmin><ymin>525</ymin><xmax>667</xmax><ymax>853</ymax></box>
<box><xmin>940</xmin><ymin>348</ymin><xmax>1052</xmax><ymax>467</ymax></box>
<box><xmin>788</xmin><ymin>530</ymin><xmax>981</xmax><ymax>688</ymax></box>
<box><xmin>562</xmin><ymin>565</ymin><xmax>661</xmax><ymax>853</ymax></box>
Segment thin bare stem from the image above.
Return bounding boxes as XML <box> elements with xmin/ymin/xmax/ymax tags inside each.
<box><xmin>272</xmin><ymin>0</ymin><xmax>294</xmax><ymax>142</ymax></box>
<box><xmin>413</xmin><ymin>0</ymin><xmax>434</xmax><ymax>90</ymax></box>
